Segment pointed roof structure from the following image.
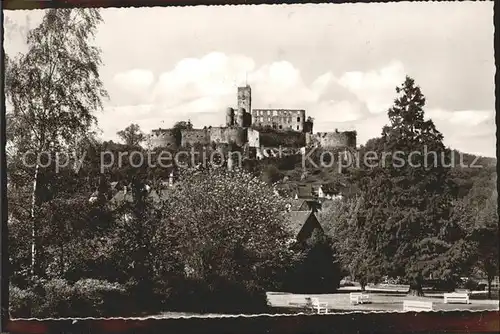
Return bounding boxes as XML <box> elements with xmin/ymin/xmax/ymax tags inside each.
<box><xmin>284</xmin><ymin>210</ymin><xmax>324</xmax><ymax>242</ymax></box>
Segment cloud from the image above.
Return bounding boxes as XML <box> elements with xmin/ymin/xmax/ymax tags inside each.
<box><xmin>112</xmin><ymin>69</ymin><xmax>155</xmax><ymax>103</ymax></box>
<box><xmin>150</xmin><ymin>52</ymin><xmax>390</xmax><ymax>120</ymax></box>
<box><xmin>100</xmin><ymin>52</ymin><xmax>382</xmax><ymax>139</ymax></box>
<box><xmin>338</xmin><ymin>60</ymin><xmax>406</xmax><ymax>114</ymax></box>
<box><xmin>96</xmin><ymin>53</ymin><xmax>495</xmax><ymax>157</ymax></box>
<box><xmin>4</xmin><ymin>4</ymin><xmax>494</xmax><ymax>157</ymax></box>
<box><xmin>152</xmin><ymin>52</ymin><xmax>255</xmax><ymax>106</ymax></box>
<box><xmin>425</xmin><ymin>108</ymin><xmax>495</xmax><ymax>156</ymax></box>
<box><xmin>426</xmin><ymin>109</ymin><xmax>493</xmax><ymax>126</ymax></box>
<box><xmin>114</xmin><ymin>69</ymin><xmax>154</xmax><ymax>91</ymax></box>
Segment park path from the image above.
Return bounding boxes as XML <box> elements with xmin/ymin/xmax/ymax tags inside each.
<box><xmin>266</xmin><ymin>291</ymin><xmax>500</xmax><ymax>312</ymax></box>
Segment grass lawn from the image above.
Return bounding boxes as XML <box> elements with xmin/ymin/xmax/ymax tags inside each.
<box><xmin>152</xmin><ymin>287</ymin><xmax>498</xmax><ymax>317</ymax></box>
<box><xmin>266</xmin><ymin>289</ymin><xmax>500</xmax><ymax>312</ymax></box>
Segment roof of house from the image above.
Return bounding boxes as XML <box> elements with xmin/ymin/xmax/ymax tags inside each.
<box><xmin>284</xmin><ymin>210</ymin><xmax>315</xmax><ymax>236</ymax></box>
<box><xmin>109</xmin><ymin>187</ymin><xmax>177</xmax><ymax>207</ymax></box>
<box><xmin>294</xmin><ymin>183</ymin><xmax>323</xmax><ymax>199</ymax></box>
<box><xmin>148</xmin><ymin>189</ymin><xmax>175</xmax><ymax>202</ymax></box>
<box><xmin>109</xmin><ymin>190</ymin><xmax>134</xmax><ymax>206</ymax></box>
<box><xmin>288</xmin><ymin>199</ymin><xmax>308</xmax><ymax>211</ymax></box>
<box><xmin>110</xmin><ymin>181</ymin><xmax>120</xmax><ymax>190</ymax></box>
<box><xmin>296</xmin><ymin>185</ymin><xmax>314</xmax><ymax>199</ymax></box>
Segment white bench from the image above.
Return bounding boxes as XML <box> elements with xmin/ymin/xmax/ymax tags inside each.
<box><xmin>310</xmin><ymin>298</ymin><xmax>329</xmax><ymax>314</ymax></box>
<box><xmin>444</xmin><ymin>292</ymin><xmax>470</xmax><ymax>304</ymax></box>
<box><xmin>403</xmin><ymin>300</ymin><xmax>433</xmax><ymax>312</ymax></box>
<box><xmin>350</xmin><ymin>292</ymin><xmax>371</xmax><ymax>304</ymax></box>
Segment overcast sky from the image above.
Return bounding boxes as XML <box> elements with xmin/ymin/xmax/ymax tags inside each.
<box><xmin>4</xmin><ymin>2</ymin><xmax>495</xmax><ymax>157</ymax></box>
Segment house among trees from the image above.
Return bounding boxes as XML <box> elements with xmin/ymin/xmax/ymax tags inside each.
<box><xmin>289</xmin><ymin>183</ymin><xmax>341</xmax><ymax>201</ymax></box>
<box><xmin>101</xmin><ymin>176</ymin><xmax>324</xmax><ymax>244</ymax></box>
<box><xmin>108</xmin><ymin>183</ymin><xmax>177</xmax><ymax>208</ymax></box>
<box><xmin>286</xmin><ymin>198</ymin><xmax>322</xmax><ymax>213</ymax></box>
<box><xmin>284</xmin><ymin>210</ymin><xmax>324</xmax><ymax>243</ymax></box>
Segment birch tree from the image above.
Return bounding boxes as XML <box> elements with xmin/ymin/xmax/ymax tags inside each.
<box><xmin>5</xmin><ymin>9</ymin><xmax>108</xmax><ymax>276</ymax></box>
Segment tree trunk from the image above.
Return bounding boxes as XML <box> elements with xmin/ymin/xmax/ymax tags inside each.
<box><xmin>407</xmin><ymin>277</ymin><xmax>424</xmax><ymax>296</ymax></box>
<box><xmin>30</xmin><ymin>163</ymin><xmax>40</xmax><ymax>277</ymax></box>
<box><xmin>487</xmin><ymin>277</ymin><xmax>492</xmax><ymax>300</ymax></box>
<box><xmin>59</xmin><ymin>242</ymin><xmax>64</xmax><ymax>277</ymax></box>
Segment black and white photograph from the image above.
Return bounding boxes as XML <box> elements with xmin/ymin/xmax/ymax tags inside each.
<box><xmin>3</xmin><ymin>1</ymin><xmax>499</xmax><ymax>319</ymax></box>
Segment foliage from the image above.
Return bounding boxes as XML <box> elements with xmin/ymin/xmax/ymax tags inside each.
<box><xmin>340</xmin><ymin>77</ymin><xmax>460</xmax><ymax>295</ymax></box>
<box><xmin>76</xmin><ymin>167</ymin><xmax>301</xmax><ymax>313</ymax></box>
<box><xmin>261</xmin><ymin>164</ymin><xmax>284</xmax><ymax>185</ymax></box>
<box><xmin>117</xmin><ymin>123</ymin><xmax>145</xmax><ymax>147</ymax></box>
<box><xmin>9</xmin><ymin>285</ymin><xmax>36</xmax><ymax>318</ymax></box>
<box><xmin>10</xmin><ymin>279</ymin><xmax>128</xmax><ymax>318</ymax></box>
<box><xmin>318</xmin><ymin>196</ymin><xmax>382</xmax><ymax>288</ymax></box>
<box><xmin>154</xmin><ymin>168</ymin><xmax>300</xmax><ymax>311</ymax></box>
<box><xmin>285</xmin><ymin>231</ymin><xmax>342</xmax><ymax>293</ymax></box>
<box><xmin>453</xmin><ymin>175</ymin><xmax>499</xmax><ymax>298</ymax></box>
<box><xmin>5</xmin><ymin>8</ymin><xmax>107</xmax><ymax>153</ymax></box>
<box><xmin>5</xmin><ymin>8</ymin><xmax>108</xmax><ymax>275</ymax></box>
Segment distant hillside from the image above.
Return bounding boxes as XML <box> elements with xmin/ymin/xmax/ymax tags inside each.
<box><xmin>253</xmin><ymin>147</ymin><xmax>497</xmax><ymax>200</ymax></box>
<box><xmin>450</xmin><ymin>150</ymin><xmax>496</xmax><ymax>168</ymax></box>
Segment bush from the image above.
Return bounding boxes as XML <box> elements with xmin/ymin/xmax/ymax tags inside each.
<box><xmin>462</xmin><ymin>278</ymin><xmax>482</xmax><ymax>291</ymax></box>
<box><xmin>73</xmin><ymin>279</ymin><xmax>128</xmax><ymax>316</ymax></box>
<box><xmin>9</xmin><ymin>285</ymin><xmax>35</xmax><ymax>318</ymax></box>
<box><xmin>165</xmin><ymin>277</ymin><xmax>270</xmax><ymax>314</ymax></box>
<box><xmin>9</xmin><ymin>279</ymin><xmax>129</xmax><ymax>318</ymax></box>
<box><xmin>38</xmin><ymin>278</ymin><xmax>75</xmax><ymax>317</ymax></box>
<box><xmin>424</xmin><ymin>278</ymin><xmax>457</xmax><ymax>292</ymax></box>
<box><xmin>285</xmin><ymin>234</ymin><xmax>342</xmax><ymax>293</ymax></box>
<box><xmin>158</xmin><ymin>168</ymin><xmax>297</xmax><ymax>312</ymax></box>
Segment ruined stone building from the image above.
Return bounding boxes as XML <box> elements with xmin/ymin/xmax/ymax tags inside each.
<box><xmin>148</xmin><ymin>85</ymin><xmax>357</xmax><ymax>150</ymax></box>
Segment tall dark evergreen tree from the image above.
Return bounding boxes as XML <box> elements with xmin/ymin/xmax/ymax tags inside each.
<box><xmin>354</xmin><ymin>76</ymin><xmax>458</xmax><ymax>295</ymax></box>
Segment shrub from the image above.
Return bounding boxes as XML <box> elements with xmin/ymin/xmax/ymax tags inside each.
<box><xmin>285</xmin><ymin>234</ymin><xmax>342</xmax><ymax>293</ymax></box>
<box><xmin>462</xmin><ymin>278</ymin><xmax>481</xmax><ymax>291</ymax></box>
<box><xmin>165</xmin><ymin>277</ymin><xmax>270</xmax><ymax>314</ymax></box>
<box><xmin>155</xmin><ymin>168</ymin><xmax>299</xmax><ymax>313</ymax></box>
<box><xmin>9</xmin><ymin>285</ymin><xmax>35</xmax><ymax>318</ymax></box>
<box><xmin>73</xmin><ymin>279</ymin><xmax>128</xmax><ymax>316</ymax></box>
<box><xmin>9</xmin><ymin>279</ymin><xmax>129</xmax><ymax>318</ymax></box>
<box><xmin>36</xmin><ymin>278</ymin><xmax>75</xmax><ymax>317</ymax></box>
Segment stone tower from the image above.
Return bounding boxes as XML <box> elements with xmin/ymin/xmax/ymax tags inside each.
<box><xmin>236</xmin><ymin>107</ymin><xmax>245</xmax><ymax>127</ymax></box>
<box><xmin>237</xmin><ymin>85</ymin><xmax>251</xmax><ymax>119</ymax></box>
<box><xmin>226</xmin><ymin>107</ymin><xmax>235</xmax><ymax>126</ymax></box>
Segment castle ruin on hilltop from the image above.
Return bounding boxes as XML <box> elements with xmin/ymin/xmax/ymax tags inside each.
<box><xmin>148</xmin><ymin>85</ymin><xmax>357</xmax><ymax>150</ymax></box>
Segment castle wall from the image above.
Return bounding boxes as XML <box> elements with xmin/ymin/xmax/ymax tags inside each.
<box><xmin>149</xmin><ymin>129</ymin><xmax>178</xmax><ymax>149</ymax></box>
<box><xmin>306</xmin><ymin>131</ymin><xmax>357</xmax><ymax>148</ymax></box>
<box><xmin>181</xmin><ymin>128</ymin><xmax>211</xmax><ymax>147</ymax></box>
<box><xmin>259</xmin><ymin>129</ymin><xmax>306</xmax><ymax>148</ymax></box>
<box><xmin>210</xmin><ymin>127</ymin><xmax>247</xmax><ymax>146</ymax></box>
<box><xmin>149</xmin><ymin>85</ymin><xmax>325</xmax><ymax>150</ymax></box>
<box><xmin>251</xmin><ymin>109</ymin><xmax>306</xmax><ymax>132</ymax></box>
<box><xmin>247</xmin><ymin>128</ymin><xmax>260</xmax><ymax>148</ymax></box>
